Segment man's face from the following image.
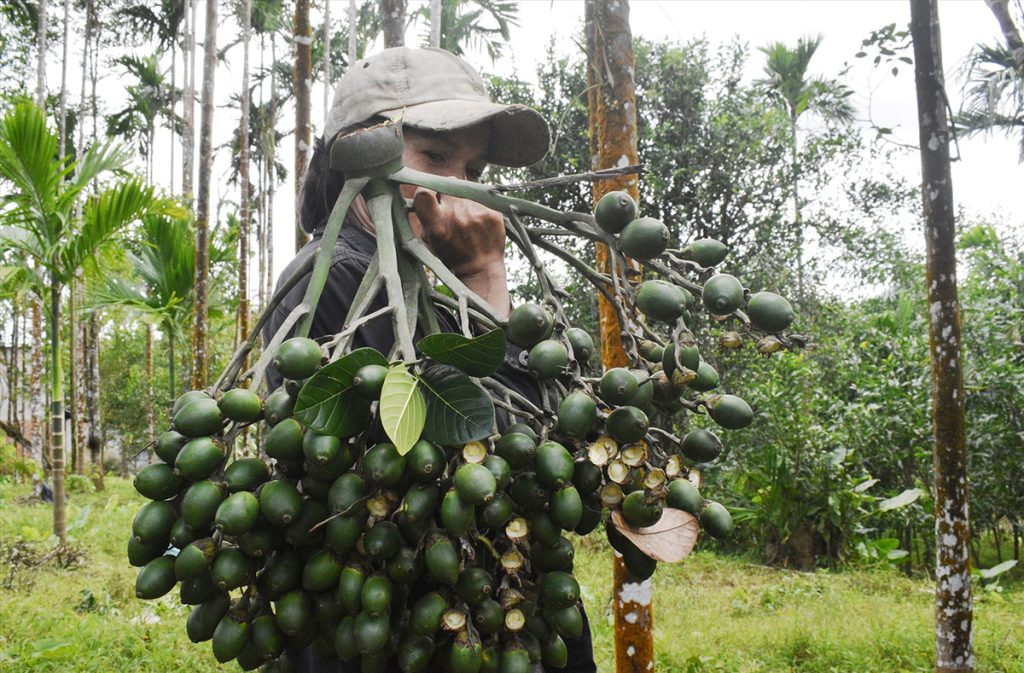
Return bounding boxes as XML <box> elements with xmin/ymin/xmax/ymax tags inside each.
<box><xmin>401</xmin><ymin>123</ymin><xmax>490</xmax><ymax>184</ymax></box>
<box><xmin>400</xmin><ymin>123</ymin><xmax>491</xmax><ymax>240</ymax></box>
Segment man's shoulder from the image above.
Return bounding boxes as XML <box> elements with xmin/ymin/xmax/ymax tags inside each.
<box><xmin>267</xmin><ymin>226</ymin><xmax>377</xmax><ymax>329</ymax></box>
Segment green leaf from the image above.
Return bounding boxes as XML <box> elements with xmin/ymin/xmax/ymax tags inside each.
<box><xmin>979</xmin><ymin>559</ymin><xmax>1017</xmax><ymax>579</ymax></box>
<box><xmin>878</xmin><ymin>488</ymin><xmax>923</xmax><ymax>512</ymax></box>
<box><xmin>417</xmin><ymin>328</ymin><xmax>507</xmax><ymax>377</ymax></box>
<box><xmin>380</xmin><ymin>363</ymin><xmax>426</xmax><ymax>455</ymax></box>
<box><xmin>853</xmin><ymin>478</ymin><xmax>879</xmax><ymax>493</ymax></box>
<box><xmin>294</xmin><ymin>347</ymin><xmax>387</xmax><ymax>437</ymax></box>
<box><xmin>28</xmin><ymin>638</ymin><xmax>77</xmax><ymax>660</ymax></box>
<box><xmin>418</xmin><ymin>364</ymin><xmax>495</xmax><ymax>444</ymax></box>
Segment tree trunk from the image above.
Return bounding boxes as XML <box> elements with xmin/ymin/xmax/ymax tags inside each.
<box><xmin>348</xmin><ymin>0</ymin><xmax>358</xmax><ymax>64</ymax></box>
<box><xmin>239</xmin><ymin>0</ymin><xmax>252</xmax><ymax>352</ymax></box>
<box><xmin>910</xmin><ymin>2</ymin><xmax>974</xmax><ymax>671</ymax></box>
<box><xmin>323</xmin><ymin>0</ymin><xmax>331</xmax><ymax>119</ymax></box>
<box><xmin>68</xmin><ymin>281</ymin><xmax>80</xmax><ymax>473</ymax></box>
<box><xmin>378</xmin><ymin>0</ymin><xmax>407</xmax><ymax>47</ymax></box>
<box><xmin>58</xmin><ymin>0</ymin><xmax>70</xmax><ymax>154</ymax></box>
<box><xmin>146</xmin><ymin>323</ymin><xmax>155</xmax><ymax>459</ymax></box>
<box><xmin>9</xmin><ymin>299</ymin><xmax>19</xmax><ymax>431</ymax></box>
<box><xmin>430</xmin><ymin>0</ymin><xmax>441</xmax><ymax>48</ymax></box>
<box><xmin>294</xmin><ymin>0</ymin><xmax>312</xmax><ymax>253</ymax></box>
<box><xmin>170</xmin><ymin>42</ymin><xmax>176</xmax><ymax>193</ymax></box>
<box><xmin>267</xmin><ymin>36</ymin><xmax>277</xmax><ymax>302</ymax></box>
<box><xmin>790</xmin><ymin>117</ymin><xmax>805</xmax><ymax>306</ymax></box>
<box><xmin>30</xmin><ymin>299</ymin><xmax>44</xmax><ymax>469</ymax></box>
<box><xmin>257</xmin><ymin>33</ymin><xmax>267</xmax><ymax>314</ymax></box>
<box><xmin>983</xmin><ymin>0</ymin><xmax>1024</xmax><ymax>79</ymax></box>
<box><xmin>36</xmin><ymin>0</ymin><xmax>47</xmax><ymax>107</ymax></box>
<box><xmin>192</xmin><ymin>0</ymin><xmax>218</xmax><ymax>391</ymax></box>
<box><xmin>167</xmin><ymin>329</ymin><xmax>176</xmax><ymax>418</ymax></box>
<box><xmin>183</xmin><ymin>0</ymin><xmax>197</xmax><ymax>200</ymax></box>
<box><xmin>49</xmin><ymin>282</ymin><xmax>66</xmax><ymax>542</ymax></box>
<box><xmin>85</xmin><ymin>312</ymin><xmax>101</xmax><ymax>485</ymax></box>
<box><xmin>584</xmin><ymin>2</ymin><xmax>651</xmax><ymax>672</ymax></box>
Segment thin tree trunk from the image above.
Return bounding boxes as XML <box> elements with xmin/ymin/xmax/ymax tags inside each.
<box><xmin>167</xmin><ymin>330</ymin><xmax>176</xmax><ymax>418</ymax></box>
<box><xmin>378</xmin><ymin>0</ymin><xmax>406</xmax><ymax>47</ymax></box>
<box><xmin>49</xmin><ymin>282</ymin><xmax>66</xmax><ymax>542</ymax></box>
<box><xmin>910</xmin><ymin>2</ymin><xmax>974</xmax><ymax>671</ymax></box>
<box><xmin>239</xmin><ymin>0</ymin><xmax>252</xmax><ymax>353</ymax></box>
<box><xmin>323</xmin><ymin>0</ymin><xmax>331</xmax><ymax>119</ymax></box>
<box><xmin>348</xmin><ymin>0</ymin><xmax>357</xmax><ymax>64</ymax></box>
<box><xmin>257</xmin><ymin>155</ymin><xmax>267</xmax><ymax>312</ymax></box>
<box><xmin>257</xmin><ymin>33</ymin><xmax>267</xmax><ymax>314</ymax></box>
<box><xmin>36</xmin><ymin>0</ymin><xmax>47</xmax><ymax>107</ymax></box>
<box><xmin>983</xmin><ymin>0</ymin><xmax>1024</xmax><ymax>79</ymax></box>
<box><xmin>68</xmin><ymin>281</ymin><xmax>80</xmax><ymax>473</ymax></box>
<box><xmin>170</xmin><ymin>41</ymin><xmax>177</xmax><ymax>193</ymax></box>
<box><xmin>58</xmin><ymin>0</ymin><xmax>70</xmax><ymax>153</ymax></box>
<box><xmin>994</xmin><ymin>523</ymin><xmax>1004</xmax><ymax>563</ymax></box>
<box><xmin>8</xmin><ymin>298</ymin><xmax>18</xmax><ymax>431</ymax></box>
<box><xmin>584</xmin><ymin>2</ymin><xmax>651</xmax><ymax>672</ymax></box>
<box><xmin>86</xmin><ymin>312</ymin><xmax>101</xmax><ymax>479</ymax></box>
<box><xmin>791</xmin><ymin>118</ymin><xmax>804</xmax><ymax>306</ymax></box>
<box><xmin>192</xmin><ymin>0</ymin><xmax>218</xmax><ymax>390</ymax></box>
<box><xmin>30</xmin><ymin>299</ymin><xmax>44</xmax><ymax>470</ymax></box>
<box><xmin>294</xmin><ymin>0</ymin><xmax>312</xmax><ymax>252</ymax></box>
<box><xmin>430</xmin><ymin>0</ymin><xmax>441</xmax><ymax>48</ymax></box>
<box><xmin>267</xmin><ymin>36</ymin><xmax>277</xmax><ymax>300</ymax></box>
<box><xmin>183</xmin><ymin>0</ymin><xmax>197</xmax><ymax>200</ymax></box>
<box><xmin>146</xmin><ymin>323</ymin><xmax>155</xmax><ymax>459</ymax></box>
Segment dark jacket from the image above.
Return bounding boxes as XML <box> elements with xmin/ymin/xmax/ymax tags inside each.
<box><xmin>262</xmin><ymin>223</ymin><xmax>597</xmax><ymax>673</ymax></box>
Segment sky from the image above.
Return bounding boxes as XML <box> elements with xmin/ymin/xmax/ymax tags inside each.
<box><xmin>36</xmin><ymin>0</ymin><xmax>1020</xmax><ymax>286</ymax></box>
<box><xmin>269</xmin><ymin>0</ymin><xmax>1020</xmax><ymax>282</ymax></box>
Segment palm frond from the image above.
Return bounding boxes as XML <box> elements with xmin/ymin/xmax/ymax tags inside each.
<box><xmin>60</xmin><ymin>179</ymin><xmax>166</xmax><ymax>283</ymax></box>
<box><xmin>0</xmin><ymin>102</ymin><xmax>63</xmax><ymax>242</ymax></box>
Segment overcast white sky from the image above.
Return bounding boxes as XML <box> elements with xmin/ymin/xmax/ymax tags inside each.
<box><xmin>276</xmin><ymin>0</ymin><xmax>1020</xmax><ymax>281</ymax></box>
<box><xmin>79</xmin><ymin>0</ymin><xmax>1022</xmax><ymax>283</ymax></box>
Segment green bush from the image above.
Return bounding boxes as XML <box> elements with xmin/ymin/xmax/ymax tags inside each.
<box><xmin>0</xmin><ymin>438</ymin><xmax>38</xmax><ymax>482</ymax></box>
<box><xmin>65</xmin><ymin>473</ymin><xmax>95</xmax><ymax>494</ymax></box>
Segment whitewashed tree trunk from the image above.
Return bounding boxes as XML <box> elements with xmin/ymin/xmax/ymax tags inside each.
<box><xmin>585</xmin><ymin>1</ymin><xmax>652</xmax><ymax>671</ymax></box>
<box><xmin>36</xmin><ymin>0</ymin><xmax>47</xmax><ymax>107</ymax></box>
<box><xmin>239</xmin><ymin>0</ymin><xmax>252</xmax><ymax>350</ymax></box>
<box><xmin>348</xmin><ymin>0</ymin><xmax>357</xmax><ymax>64</ymax></box>
<box><xmin>192</xmin><ymin>0</ymin><xmax>218</xmax><ymax>390</ymax></box>
<box><xmin>323</xmin><ymin>0</ymin><xmax>331</xmax><ymax>119</ymax></box>
<box><xmin>909</xmin><ymin>2</ymin><xmax>975</xmax><ymax>671</ymax></box>
<box><xmin>430</xmin><ymin>0</ymin><xmax>441</xmax><ymax>48</ymax></box>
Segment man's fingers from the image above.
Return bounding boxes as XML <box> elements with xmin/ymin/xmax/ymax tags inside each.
<box><xmin>412</xmin><ymin>187</ymin><xmax>443</xmax><ymax>222</ymax></box>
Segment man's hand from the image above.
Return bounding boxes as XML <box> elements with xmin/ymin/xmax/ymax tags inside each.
<box><xmin>410</xmin><ymin>187</ymin><xmax>511</xmax><ymax>319</ymax></box>
<box><xmin>411</xmin><ymin>187</ymin><xmax>506</xmax><ymax>279</ymax></box>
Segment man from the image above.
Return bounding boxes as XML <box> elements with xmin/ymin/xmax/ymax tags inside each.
<box><xmin>265</xmin><ymin>47</ymin><xmax>597</xmax><ymax>673</ymax></box>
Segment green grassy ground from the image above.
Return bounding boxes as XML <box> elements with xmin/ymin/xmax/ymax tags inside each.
<box><xmin>1</xmin><ymin>478</ymin><xmax>1021</xmax><ymax>673</ymax></box>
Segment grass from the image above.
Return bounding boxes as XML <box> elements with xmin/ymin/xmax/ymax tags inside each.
<box><xmin>1</xmin><ymin>478</ymin><xmax>1022</xmax><ymax>673</ymax></box>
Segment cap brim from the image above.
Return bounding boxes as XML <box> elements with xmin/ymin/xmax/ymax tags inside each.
<box><xmin>380</xmin><ymin>101</ymin><xmax>550</xmax><ymax>168</ymax></box>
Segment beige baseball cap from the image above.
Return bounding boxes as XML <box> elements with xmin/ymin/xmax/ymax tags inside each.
<box><xmin>325</xmin><ymin>47</ymin><xmax>550</xmax><ymax>168</ymax></box>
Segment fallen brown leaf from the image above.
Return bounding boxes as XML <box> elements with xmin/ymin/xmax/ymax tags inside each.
<box><xmin>610</xmin><ymin>508</ymin><xmax>699</xmax><ymax>562</ymax></box>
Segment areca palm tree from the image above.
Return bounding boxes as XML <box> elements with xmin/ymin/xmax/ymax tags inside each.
<box><xmin>106</xmin><ymin>54</ymin><xmax>181</xmax><ymax>182</ymax></box>
<box><xmin>414</xmin><ymin>0</ymin><xmax>519</xmax><ymax>62</ymax></box>
<box><xmin>756</xmin><ymin>34</ymin><xmax>855</xmax><ymax>304</ymax></box>
<box><xmin>0</xmin><ymin>101</ymin><xmax>180</xmax><ymax>540</ymax></box>
<box><xmin>120</xmin><ymin>0</ymin><xmax>187</xmax><ymax>188</ymax></box>
<box><xmin>88</xmin><ymin>214</ymin><xmax>195</xmax><ymax>414</ymax></box>
<box><xmin>958</xmin><ymin>0</ymin><xmax>1024</xmax><ymax>162</ymax></box>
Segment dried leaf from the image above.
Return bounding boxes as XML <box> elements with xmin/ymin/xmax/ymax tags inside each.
<box><xmin>611</xmin><ymin>508</ymin><xmax>698</xmax><ymax>563</ymax></box>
